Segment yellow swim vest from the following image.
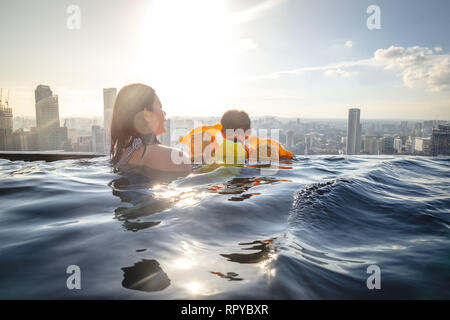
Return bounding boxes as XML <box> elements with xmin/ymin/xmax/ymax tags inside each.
<box><xmin>214</xmin><ymin>138</ymin><xmax>249</xmax><ymax>165</ymax></box>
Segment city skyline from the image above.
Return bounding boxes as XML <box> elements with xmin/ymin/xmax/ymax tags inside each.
<box><xmin>1</xmin><ymin>0</ymin><xmax>450</xmax><ymax>120</ymax></box>
<box><xmin>2</xmin><ymin>84</ymin><xmax>448</xmax><ymax>156</ymax></box>
<box><xmin>2</xmin><ymin>84</ymin><xmax>449</xmax><ymax>122</ymax></box>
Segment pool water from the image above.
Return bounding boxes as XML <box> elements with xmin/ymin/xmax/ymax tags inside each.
<box><xmin>0</xmin><ymin>156</ymin><xmax>449</xmax><ymax>299</ymax></box>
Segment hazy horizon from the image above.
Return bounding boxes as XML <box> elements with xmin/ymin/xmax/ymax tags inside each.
<box><xmin>12</xmin><ymin>113</ymin><xmax>449</xmax><ymax>123</ymax></box>
<box><xmin>1</xmin><ymin>0</ymin><xmax>450</xmax><ymax>120</ymax></box>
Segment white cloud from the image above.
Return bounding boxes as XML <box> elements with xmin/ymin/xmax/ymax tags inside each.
<box><xmin>374</xmin><ymin>46</ymin><xmax>450</xmax><ymax>91</ymax></box>
<box><xmin>324</xmin><ymin>68</ymin><xmax>357</xmax><ymax>78</ymax></box>
<box><xmin>244</xmin><ymin>45</ymin><xmax>450</xmax><ymax>92</ymax></box>
<box><xmin>242</xmin><ymin>58</ymin><xmax>371</xmax><ymax>81</ymax></box>
<box><xmin>345</xmin><ymin>40</ymin><xmax>353</xmax><ymax>48</ymax></box>
<box><xmin>435</xmin><ymin>47</ymin><xmax>443</xmax><ymax>52</ymax></box>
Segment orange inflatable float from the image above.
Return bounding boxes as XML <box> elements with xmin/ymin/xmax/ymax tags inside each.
<box><xmin>179</xmin><ymin>124</ymin><xmax>293</xmax><ymax>161</ymax></box>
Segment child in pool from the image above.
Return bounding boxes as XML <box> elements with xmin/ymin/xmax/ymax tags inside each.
<box><xmin>188</xmin><ymin>109</ymin><xmax>253</xmax><ymax>165</ymax></box>
<box><xmin>187</xmin><ymin>109</ymin><xmax>292</xmax><ymax>166</ymax></box>
<box><xmin>215</xmin><ymin>109</ymin><xmax>253</xmax><ymax>164</ymax></box>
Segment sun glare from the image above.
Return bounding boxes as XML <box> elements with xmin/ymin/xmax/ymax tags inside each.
<box><xmin>186</xmin><ymin>281</ymin><xmax>203</xmax><ymax>294</ymax></box>
<box><xmin>134</xmin><ymin>0</ymin><xmax>235</xmax><ymax>117</ymax></box>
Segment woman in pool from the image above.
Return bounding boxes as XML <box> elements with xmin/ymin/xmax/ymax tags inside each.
<box><xmin>110</xmin><ymin>84</ymin><xmax>192</xmax><ymax>176</ymax></box>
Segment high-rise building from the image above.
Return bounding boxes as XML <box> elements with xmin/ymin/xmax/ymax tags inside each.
<box><xmin>0</xmin><ymin>104</ymin><xmax>12</xmax><ymax>130</ymax></box>
<box><xmin>431</xmin><ymin>125</ymin><xmax>450</xmax><ymax>156</ymax></box>
<box><xmin>0</xmin><ymin>88</ymin><xmax>13</xmax><ymax>150</ymax></box>
<box><xmin>400</xmin><ymin>121</ymin><xmax>408</xmax><ymax>136</ymax></box>
<box><xmin>35</xmin><ymin>90</ymin><xmax>61</xmax><ymax>151</ymax></box>
<box><xmin>286</xmin><ymin>130</ymin><xmax>294</xmax><ymax>150</ymax></box>
<box><xmin>103</xmin><ymin>88</ymin><xmax>117</xmax><ymax>149</ymax></box>
<box><xmin>405</xmin><ymin>138</ymin><xmax>415</xmax><ymax>154</ymax></box>
<box><xmin>382</xmin><ymin>136</ymin><xmax>395</xmax><ymax>154</ymax></box>
<box><xmin>394</xmin><ymin>138</ymin><xmax>402</xmax><ymax>153</ymax></box>
<box><xmin>73</xmin><ymin>136</ymin><xmax>92</xmax><ymax>152</ymax></box>
<box><xmin>363</xmin><ymin>136</ymin><xmax>380</xmax><ymax>155</ymax></box>
<box><xmin>12</xmin><ymin>128</ymin><xmax>30</xmax><ymax>151</ymax></box>
<box><xmin>422</xmin><ymin>138</ymin><xmax>431</xmax><ymax>155</ymax></box>
<box><xmin>92</xmin><ymin>125</ymin><xmax>106</xmax><ymax>153</ymax></box>
<box><xmin>35</xmin><ymin>85</ymin><xmax>52</xmax><ymax>104</ymax></box>
<box><xmin>346</xmin><ymin>108</ymin><xmax>361</xmax><ymax>155</ymax></box>
<box><xmin>304</xmin><ymin>135</ymin><xmax>313</xmax><ymax>155</ymax></box>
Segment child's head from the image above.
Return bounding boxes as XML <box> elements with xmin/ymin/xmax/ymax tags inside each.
<box><xmin>220</xmin><ymin>109</ymin><xmax>251</xmax><ymax>137</ymax></box>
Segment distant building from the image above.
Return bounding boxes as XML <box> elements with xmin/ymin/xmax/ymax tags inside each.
<box><xmin>0</xmin><ymin>128</ymin><xmax>13</xmax><ymax>150</ymax></box>
<box><xmin>431</xmin><ymin>125</ymin><xmax>450</xmax><ymax>156</ymax></box>
<box><xmin>35</xmin><ymin>85</ymin><xmax>52</xmax><ymax>104</ymax></box>
<box><xmin>394</xmin><ymin>138</ymin><xmax>402</xmax><ymax>153</ymax></box>
<box><xmin>422</xmin><ymin>138</ymin><xmax>431</xmax><ymax>155</ymax></box>
<box><xmin>363</xmin><ymin>136</ymin><xmax>380</xmax><ymax>155</ymax></box>
<box><xmin>35</xmin><ymin>85</ymin><xmax>62</xmax><ymax>151</ymax></box>
<box><xmin>0</xmin><ymin>104</ymin><xmax>12</xmax><ymax>130</ymax></box>
<box><xmin>304</xmin><ymin>135</ymin><xmax>313</xmax><ymax>155</ymax></box>
<box><xmin>0</xmin><ymin>89</ymin><xmax>13</xmax><ymax>150</ymax></box>
<box><xmin>405</xmin><ymin>138</ymin><xmax>415</xmax><ymax>154</ymax></box>
<box><xmin>92</xmin><ymin>125</ymin><xmax>106</xmax><ymax>153</ymax></box>
<box><xmin>35</xmin><ymin>96</ymin><xmax>61</xmax><ymax>150</ymax></box>
<box><xmin>346</xmin><ymin>108</ymin><xmax>361</xmax><ymax>155</ymax></box>
<box><xmin>400</xmin><ymin>121</ymin><xmax>408</xmax><ymax>136</ymax></box>
<box><xmin>12</xmin><ymin>128</ymin><xmax>30</xmax><ymax>151</ymax></box>
<box><xmin>60</xmin><ymin>125</ymin><xmax>69</xmax><ymax>145</ymax></box>
<box><xmin>382</xmin><ymin>136</ymin><xmax>395</xmax><ymax>154</ymax></box>
<box><xmin>103</xmin><ymin>88</ymin><xmax>117</xmax><ymax>149</ymax></box>
<box><xmin>286</xmin><ymin>130</ymin><xmax>294</xmax><ymax>149</ymax></box>
<box><xmin>414</xmin><ymin>138</ymin><xmax>424</xmax><ymax>153</ymax></box>
<box><xmin>73</xmin><ymin>136</ymin><xmax>92</xmax><ymax>152</ymax></box>
<box><xmin>28</xmin><ymin>128</ymin><xmax>39</xmax><ymax>151</ymax></box>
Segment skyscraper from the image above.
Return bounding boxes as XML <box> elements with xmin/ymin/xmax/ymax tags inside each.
<box><xmin>382</xmin><ymin>136</ymin><xmax>395</xmax><ymax>154</ymax></box>
<box><xmin>0</xmin><ymin>89</ymin><xmax>13</xmax><ymax>150</ymax></box>
<box><xmin>431</xmin><ymin>125</ymin><xmax>450</xmax><ymax>156</ymax></box>
<box><xmin>35</xmin><ymin>85</ymin><xmax>61</xmax><ymax>151</ymax></box>
<box><xmin>394</xmin><ymin>138</ymin><xmax>403</xmax><ymax>153</ymax></box>
<box><xmin>363</xmin><ymin>136</ymin><xmax>380</xmax><ymax>155</ymax></box>
<box><xmin>92</xmin><ymin>125</ymin><xmax>106</xmax><ymax>153</ymax></box>
<box><xmin>103</xmin><ymin>88</ymin><xmax>117</xmax><ymax>150</ymax></box>
<box><xmin>346</xmin><ymin>108</ymin><xmax>361</xmax><ymax>155</ymax></box>
<box><xmin>0</xmin><ymin>96</ymin><xmax>12</xmax><ymax>131</ymax></box>
<box><xmin>35</xmin><ymin>85</ymin><xmax>52</xmax><ymax>104</ymax></box>
<box><xmin>287</xmin><ymin>130</ymin><xmax>294</xmax><ymax>149</ymax></box>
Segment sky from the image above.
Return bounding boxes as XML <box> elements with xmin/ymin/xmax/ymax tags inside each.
<box><xmin>0</xmin><ymin>0</ymin><xmax>449</xmax><ymax>119</ymax></box>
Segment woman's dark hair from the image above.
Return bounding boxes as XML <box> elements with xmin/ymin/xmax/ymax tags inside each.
<box><xmin>110</xmin><ymin>84</ymin><xmax>160</xmax><ymax>166</ymax></box>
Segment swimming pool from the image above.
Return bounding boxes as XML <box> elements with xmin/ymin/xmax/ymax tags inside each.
<box><xmin>0</xmin><ymin>156</ymin><xmax>449</xmax><ymax>299</ymax></box>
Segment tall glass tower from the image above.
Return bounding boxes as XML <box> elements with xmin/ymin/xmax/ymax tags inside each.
<box><xmin>346</xmin><ymin>108</ymin><xmax>361</xmax><ymax>155</ymax></box>
<box><xmin>35</xmin><ymin>85</ymin><xmax>61</xmax><ymax>151</ymax></box>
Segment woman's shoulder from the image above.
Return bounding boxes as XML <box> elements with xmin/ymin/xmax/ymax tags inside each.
<box><xmin>143</xmin><ymin>144</ymin><xmax>193</xmax><ymax>172</ymax></box>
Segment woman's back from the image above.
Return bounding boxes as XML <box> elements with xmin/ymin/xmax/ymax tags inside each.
<box><xmin>116</xmin><ymin>137</ymin><xmax>192</xmax><ymax>174</ymax></box>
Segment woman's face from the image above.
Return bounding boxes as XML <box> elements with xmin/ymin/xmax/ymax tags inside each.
<box><xmin>144</xmin><ymin>95</ymin><xmax>166</xmax><ymax>136</ymax></box>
